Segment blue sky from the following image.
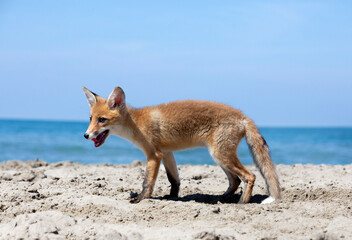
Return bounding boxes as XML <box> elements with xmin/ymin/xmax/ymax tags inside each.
<box><xmin>0</xmin><ymin>1</ymin><xmax>351</xmax><ymax>126</ymax></box>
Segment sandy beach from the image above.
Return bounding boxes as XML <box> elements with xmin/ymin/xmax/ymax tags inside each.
<box><xmin>0</xmin><ymin>159</ymin><xmax>351</xmax><ymax>240</ymax></box>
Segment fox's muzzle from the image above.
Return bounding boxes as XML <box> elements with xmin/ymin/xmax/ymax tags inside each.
<box><xmin>84</xmin><ymin>129</ymin><xmax>110</xmax><ymax>148</ymax></box>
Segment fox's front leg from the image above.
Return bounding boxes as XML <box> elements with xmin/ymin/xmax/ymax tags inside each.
<box><xmin>162</xmin><ymin>152</ymin><xmax>180</xmax><ymax>198</ymax></box>
<box><xmin>130</xmin><ymin>152</ymin><xmax>162</xmax><ymax>203</ymax></box>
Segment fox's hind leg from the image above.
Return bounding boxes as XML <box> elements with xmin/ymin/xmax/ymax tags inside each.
<box><xmin>210</xmin><ymin>146</ymin><xmax>256</xmax><ymax>204</ymax></box>
<box><xmin>162</xmin><ymin>152</ymin><xmax>180</xmax><ymax>198</ymax></box>
<box><xmin>232</xmin><ymin>159</ymin><xmax>256</xmax><ymax>203</ymax></box>
<box><xmin>220</xmin><ymin>166</ymin><xmax>241</xmax><ymax>201</ymax></box>
<box><xmin>225</xmin><ymin>156</ymin><xmax>256</xmax><ymax>203</ymax></box>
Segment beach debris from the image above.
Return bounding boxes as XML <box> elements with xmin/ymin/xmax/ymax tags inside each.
<box><xmin>192</xmin><ymin>175</ymin><xmax>203</xmax><ymax>180</ymax></box>
<box><xmin>194</xmin><ymin>210</ymin><xmax>201</xmax><ymax>218</ymax></box>
<box><xmin>212</xmin><ymin>207</ymin><xmax>221</xmax><ymax>214</ymax></box>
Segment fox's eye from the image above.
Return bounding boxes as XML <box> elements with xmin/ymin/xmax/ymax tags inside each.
<box><xmin>89</xmin><ymin>116</ymin><xmax>92</xmax><ymax>122</ymax></box>
<box><xmin>98</xmin><ymin>117</ymin><xmax>107</xmax><ymax>123</ymax></box>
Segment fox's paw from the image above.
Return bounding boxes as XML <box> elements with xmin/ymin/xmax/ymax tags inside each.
<box><xmin>163</xmin><ymin>194</ymin><xmax>178</xmax><ymax>200</ymax></box>
<box><xmin>129</xmin><ymin>197</ymin><xmax>141</xmax><ymax>204</ymax></box>
<box><xmin>220</xmin><ymin>193</ymin><xmax>233</xmax><ymax>202</ymax></box>
<box><xmin>129</xmin><ymin>192</ymin><xmax>144</xmax><ymax>204</ymax></box>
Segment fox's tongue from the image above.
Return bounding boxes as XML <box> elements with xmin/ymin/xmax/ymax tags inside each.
<box><xmin>92</xmin><ymin>138</ymin><xmax>99</xmax><ymax>147</ymax></box>
<box><xmin>90</xmin><ymin>130</ymin><xmax>109</xmax><ymax>148</ymax></box>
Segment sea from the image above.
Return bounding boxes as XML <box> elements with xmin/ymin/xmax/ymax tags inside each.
<box><xmin>0</xmin><ymin>119</ymin><xmax>351</xmax><ymax>165</ymax></box>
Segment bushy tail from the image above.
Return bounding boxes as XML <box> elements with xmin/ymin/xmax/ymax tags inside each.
<box><xmin>244</xmin><ymin>118</ymin><xmax>281</xmax><ymax>199</ymax></box>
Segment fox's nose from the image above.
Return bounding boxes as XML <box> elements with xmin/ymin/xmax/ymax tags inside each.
<box><xmin>84</xmin><ymin>133</ymin><xmax>89</xmax><ymax>139</ymax></box>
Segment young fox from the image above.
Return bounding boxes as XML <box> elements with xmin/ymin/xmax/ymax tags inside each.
<box><xmin>82</xmin><ymin>86</ymin><xmax>281</xmax><ymax>204</ymax></box>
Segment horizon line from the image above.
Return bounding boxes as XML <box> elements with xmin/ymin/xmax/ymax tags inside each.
<box><xmin>1</xmin><ymin>117</ymin><xmax>351</xmax><ymax>128</ymax></box>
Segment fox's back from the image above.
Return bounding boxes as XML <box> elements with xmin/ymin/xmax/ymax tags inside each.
<box><xmin>131</xmin><ymin>100</ymin><xmax>247</xmax><ymax>151</ymax></box>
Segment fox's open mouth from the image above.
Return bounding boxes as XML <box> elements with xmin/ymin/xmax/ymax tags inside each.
<box><xmin>92</xmin><ymin>130</ymin><xmax>109</xmax><ymax>148</ymax></box>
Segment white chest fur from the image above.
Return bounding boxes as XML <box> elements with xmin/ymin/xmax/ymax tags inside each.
<box><xmin>109</xmin><ymin>125</ymin><xmax>143</xmax><ymax>150</ymax></box>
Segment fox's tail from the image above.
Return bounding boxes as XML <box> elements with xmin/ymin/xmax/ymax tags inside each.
<box><xmin>243</xmin><ymin>118</ymin><xmax>281</xmax><ymax>200</ymax></box>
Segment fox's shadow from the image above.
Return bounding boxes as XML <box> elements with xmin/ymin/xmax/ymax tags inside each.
<box><xmin>158</xmin><ymin>193</ymin><xmax>268</xmax><ymax>204</ymax></box>
<box><xmin>130</xmin><ymin>192</ymin><xmax>268</xmax><ymax>204</ymax></box>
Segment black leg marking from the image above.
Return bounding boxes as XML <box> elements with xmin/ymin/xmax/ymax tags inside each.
<box><xmin>166</xmin><ymin>171</ymin><xmax>180</xmax><ymax>198</ymax></box>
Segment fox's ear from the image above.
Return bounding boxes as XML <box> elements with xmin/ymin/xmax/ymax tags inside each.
<box><xmin>82</xmin><ymin>86</ymin><xmax>98</xmax><ymax>108</ymax></box>
<box><xmin>107</xmin><ymin>87</ymin><xmax>125</xmax><ymax>110</ymax></box>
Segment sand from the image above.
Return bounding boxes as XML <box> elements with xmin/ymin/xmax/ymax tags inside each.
<box><xmin>0</xmin><ymin>159</ymin><xmax>351</xmax><ymax>240</ymax></box>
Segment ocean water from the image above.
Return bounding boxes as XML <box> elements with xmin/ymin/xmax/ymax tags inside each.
<box><xmin>0</xmin><ymin>119</ymin><xmax>351</xmax><ymax>165</ymax></box>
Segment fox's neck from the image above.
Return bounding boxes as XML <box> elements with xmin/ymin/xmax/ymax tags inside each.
<box><xmin>111</xmin><ymin>106</ymin><xmax>155</xmax><ymax>156</ymax></box>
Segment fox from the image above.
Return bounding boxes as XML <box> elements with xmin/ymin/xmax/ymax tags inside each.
<box><xmin>82</xmin><ymin>86</ymin><xmax>281</xmax><ymax>204</ymax></box>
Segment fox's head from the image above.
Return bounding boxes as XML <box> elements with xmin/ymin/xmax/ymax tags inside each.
<box><xmin>82</xmin><ymin>86</ymin><xmax>127</xmax><ymax>147</ymax></box>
